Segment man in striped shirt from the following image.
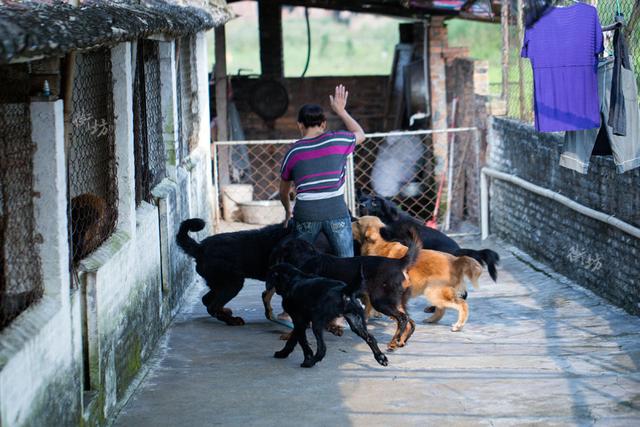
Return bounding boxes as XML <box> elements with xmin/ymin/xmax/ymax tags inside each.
<box><xmin>279</xmin><ymin>85</ymin><xmax>365</xmax><ymax>257</ymax></box>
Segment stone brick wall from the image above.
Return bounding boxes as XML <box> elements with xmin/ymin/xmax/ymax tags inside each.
<box><xmin>230</xmin><ymin>75</ymin><xmax>389</xmax><ymax>140</ymax></box>
<box><xmin>488</xmin><ymin>117</ymin><xmax>640</xmax><ymax>315</ymax></box>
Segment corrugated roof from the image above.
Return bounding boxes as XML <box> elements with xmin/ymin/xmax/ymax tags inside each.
<box><xmin>0</xmin><ymin>0</ymin><xmax>233</xmax><ymax>64</ymax></box>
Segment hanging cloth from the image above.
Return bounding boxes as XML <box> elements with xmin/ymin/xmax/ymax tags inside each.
<box><xmin>521</xmin><ymin>3</ymin><xmax>603</xmax><ymax>132</ymax></box>
<box><xmin>607</xmin><ymin>13</ymin><xmax>631</xmax><ymax>136</ymax></box>
<box><xmin>561</xmin><ymin>58</ymin><xmax>640</xmax><ymax>174</ymax></box>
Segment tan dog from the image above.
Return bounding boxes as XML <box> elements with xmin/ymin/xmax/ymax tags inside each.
<box><xmin>352</xmin><ymin>216</ymin><xmax>482</xmax><ymax>331</ymax></box>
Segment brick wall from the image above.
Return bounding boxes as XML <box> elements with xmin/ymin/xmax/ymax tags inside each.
<box><xmin>488</xmin><ymin>117</ymin><xmax>640</xmax><ymax>315</ymax></box>
<box><xmin>230</xmin><ymin>75</ymin><xmax>389</xmax><ymax>140</ymax></box>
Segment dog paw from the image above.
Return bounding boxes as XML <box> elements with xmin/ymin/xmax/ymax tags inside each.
<box><xmin>423</xmin><ymin>318</ymin><xmax>439</xmax><ymax>324</ymax></box>
<box><xmin>300</xmin><ymin>359</ymin><xmax>315</xmax><ymax>368</ymax></box>
<box><xmin>376</xmin><ymin>354</ymin><xmax>389</xmax><ymax>366</ymax></box>
<box><xmin>327</xmin><ymin>325</ymin><xmax>344</xmax><ymax>337</ymax></box>
<box><xmin>386</xmin><ymin>343</ymin><xmax>397</xmax><ymax>352</ymax></box>
<box><xmin>274</xmin><ymin>350</ymin><xmax>289</xmax><ymax>359</ymax></box>
<box><xmin>424</xmin><ymin>306</ymin><xmax>436</xmax><ymax>313</ymax></box>
<box><xmin>451</xmin><ymin>324</ymin><xmax>463</xmax><ymax>332</ymax></box>
<box><xmin>222</xmin><ymin>307</ymin><xmax>233</xmax><ymax>315</ymax></box>
<box><xmin>227</xmin><ymin>316</ymin><xmax>245</xmax><ymax>326</ymax></box>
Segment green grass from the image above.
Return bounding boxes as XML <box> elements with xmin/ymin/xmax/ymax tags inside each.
<box><xmin>446</xmin><ymin>19</ymin><xmax>503</xmax><ymax>86</ymax></box>
<box><xmin>207</xmin><ymin>4</ymin><xmax>503</xmax><ymax>84</ymax></box>
<box><xmin>208</xmin><ymin>6</ymin><xmax>400</xmax><ymax>77</ymax></box>
<box><xmin>281</xmin><ymin>13</ymin><xmax>399</xmax><ymax>76</ymax></box>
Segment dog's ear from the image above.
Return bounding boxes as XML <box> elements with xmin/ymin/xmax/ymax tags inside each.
<box><xmin>351</xmin><ymin>221</ymin><xmax>362</xmax><ymax>242</ymax></box>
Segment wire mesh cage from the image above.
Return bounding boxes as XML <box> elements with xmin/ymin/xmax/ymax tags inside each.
<box><xmin>354</xmin><ymin>130</ymin><xmax>481</xmax><ymax>228</ymax></box>
<box><xmin>213</xmin><ymin>142</ymin><xmax>289</xmax><ymax>232</ymax></box>
<box><xmin>133</xmin><ymin>39</ymin><xmax>166</xmax><ymax>205</ymax></box>
<box><xmin>176</xmin><ymin>36</ymin><xmax>199</xmax><ymax>157</ymax></box>
<box><xmin>68</xmin><ymin>48</ymin><xmax>118</xmax><ymax>266</ymax></box>
<box><xmin>354</xmin><ymin>134</ymin><xmax>438</xmax><ymax>221</ymax></box>
<box><xmin>0</xmin><ymin>65</ymin><xmax>43</xmax><ymax>329</ymax></box>
<box><xmin>212</xmin><ymin>129</ymin><xmax>481</xmax><ymax>233</ymax></box>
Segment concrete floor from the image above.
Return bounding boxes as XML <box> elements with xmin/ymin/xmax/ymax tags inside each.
<box><xmin>113</xmin><ymin>237</ymin><xmax>640</xmax><ymax>426</ymax></box>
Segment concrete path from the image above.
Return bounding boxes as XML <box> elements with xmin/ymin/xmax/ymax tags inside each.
<box><xmin>113</xmin><ymin>237</ymin><xmax>640</xmax><ymax>426</ymax></box>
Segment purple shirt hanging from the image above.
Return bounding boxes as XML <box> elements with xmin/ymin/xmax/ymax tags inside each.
<box><xmin>521</xmin><ymin>3</ymin><xmax>603</xmax><ymax>132</ymax></box>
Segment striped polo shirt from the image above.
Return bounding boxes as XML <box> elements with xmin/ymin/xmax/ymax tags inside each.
<box><xmin>281</xmin><ymin>131</ymin><xmax>356</xmax><ymax>221</ymax></box>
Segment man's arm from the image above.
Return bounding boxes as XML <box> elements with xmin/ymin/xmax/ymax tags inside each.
<box><xmin>279</xmin><ymin>179</ymin><xmax>294</xmax><ymax>227</ymax></box>
<box><xmin>330</xmin><ymin>84</ymin><xmax>366</xmax><ymax>145</ymax></box>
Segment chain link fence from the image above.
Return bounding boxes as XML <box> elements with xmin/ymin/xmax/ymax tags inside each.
<box><xmin>355</xmin><ymin>129</ymin><xmax>481</xmax><ymax>229</ymax></box>
<box><xmin>176</xmin><ymin>36</ymin><xmax>199</xmax><ymax>160</ymax></box>
<box><xmin>598</xmin><ymin>0</ymin><xmax>640</xmax><ymax>88</ymax></box>
<box><xmin>133</xmin><ymin>40</ymin><xmax>166</xmax><ymax>205</ymax></box>
<box><xmin>212</xmin><ymin>129</ymin><xmax>481</xmax><ymax>233</ymax></box>
<box><xmin>504</xmin><ymin>0</ymin><xmax>639</xmax><ymax>123</ymax></box>
<box><xmin>0</xmin><ymin>64</ymin><xmax>43</xmax><ymax>329</ymax></box>
<box><xmin>68</xmin><ymin>48</ymin><xmax>118</xmax><ymax>266</ymax></box>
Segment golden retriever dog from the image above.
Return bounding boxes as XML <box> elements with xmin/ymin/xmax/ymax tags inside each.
<box><xmin>352</xmin><ymin>216</ymin><xmax>483</xmax><ymax>332</ymax></box>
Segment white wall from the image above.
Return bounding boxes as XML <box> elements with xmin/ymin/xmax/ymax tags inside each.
<box><xmin>0</xmin><ymin>30</ymin><xmax>213</xmax><ymax>426</ymax></box>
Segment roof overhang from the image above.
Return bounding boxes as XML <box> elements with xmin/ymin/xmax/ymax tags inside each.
<box><xmin>0</xmin><ymin>0</ymin><xmax>234</xmax><ymax>65</ymax></box>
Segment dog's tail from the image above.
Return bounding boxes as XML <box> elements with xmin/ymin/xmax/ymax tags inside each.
<box><xmin>453</xmin><ymin>256</ymin><xmax>483</xmax><ymax>290</ymax></box>
<box><xmin>453</xmin><ymin>248</ymin><xmax>499</xmax><ymax>282</ymax></box>
<box><xmin>397</xmin><ymin>228</ymin><xmax>422</xmax><ymax>271</ymax></box>
<box><xmin>176</xmin><ymin>218</ymin><xmax>205</xmax><ymax>259</ymax></box>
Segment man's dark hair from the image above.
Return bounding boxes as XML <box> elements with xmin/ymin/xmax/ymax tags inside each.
<box><xmin>297</xmin><ymin>104</ymin><xmax>326</xmax><ymax>128</ymax></box>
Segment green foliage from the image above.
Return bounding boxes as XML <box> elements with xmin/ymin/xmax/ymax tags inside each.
<box><xmin>447</xmin><ymin>19</ymin><xmax>503</xmax><ymax>86</ymax></box>
<box><xmin>207</xmin><ymin>6</ymin><xmax>503</xmax><ymax>82</ymax></box>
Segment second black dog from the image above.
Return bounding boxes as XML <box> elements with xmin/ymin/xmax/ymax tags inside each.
<box><xmin>266</xmin><ymin>263</ymin><xmax>388</xmax><ymax>368</ymax></box>
<box><xmin>268</xmin><ymin>234</ymin><xmax>419</xmax><ymax>350</ymax></box>
<box><xmin>357</xmin><ymin>189</ymin><xmax>499</xmax><ymax>281</ymax></box>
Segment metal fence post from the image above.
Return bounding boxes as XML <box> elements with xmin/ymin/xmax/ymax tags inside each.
<box><xmin>212</xmin><ymin>142</ymin><xmax>221</xmax><ymax>231</ymax></box>
<box><xmin>481</xmin><ymin>169</ymin><xmax>489</xmax><ymax>240</ymax></box>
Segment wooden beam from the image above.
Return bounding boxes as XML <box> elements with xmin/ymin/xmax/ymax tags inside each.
<box><xmin>214</xmin><ymin>25</ymin><xmax>231</xmax><ymax>186</ymax></box>
<box><xmin>258</xmin><ymin>0</ymin><xmax>284</xmax><ymax>78</ymax></box>
<box><xmin>227</xmin><ymin>0</ymin><xmax>445</xmax><ymax>19</ymax></box>
<box><xmin>500</xmin><ymin>0</ymin><xmax>509</xmax><ymax>102</ymax></box>
<box><xmin>214</xmin><ymin>26</ymin><xmax>228</xmax><ymax>141</ymax></box>
<box><xmin>516</xmin><ymin>0</ymin><xmax>524</xmax><ymax>120</ymax></box>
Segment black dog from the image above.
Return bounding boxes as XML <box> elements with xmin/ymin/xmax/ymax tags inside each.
<box><xmin>267</xmin><ymin>234</ymin><xmax>420</xmax><ymax>350</ymax></box>
<box><xmin>177</xmin><ymin>218</ymin><xmax>292</xmax><ymax>325</ymax></box>
<box><xmin>357</xmin><ymin>190</ymin><xmax>499</xmax><ymax>281</ymax></box>
<box><xmin>266</xmin><ymin>263</ymin><xmax>388</xmax><ymax>368</ymax></box>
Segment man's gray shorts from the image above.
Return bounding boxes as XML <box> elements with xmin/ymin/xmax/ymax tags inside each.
<box><xmin>561</xmin><ymin>58</ymin><xmax>640</xmax><ymax>174</ymax></box>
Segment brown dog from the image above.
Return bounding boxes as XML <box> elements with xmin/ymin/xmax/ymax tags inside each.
<box><xmin>71</xmin><ymin>193</ymin><xmax>109</xmax><ymax>262</ymax></box>
<box><xmin>352</xmin><ymin>216</ymin><xmax>482</xmax><ymax>332</ymax></box>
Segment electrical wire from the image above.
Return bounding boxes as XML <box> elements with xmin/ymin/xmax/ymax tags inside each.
<box><xmin>301</xmin><ymin>7</ymin><xmax>311</xmax><ymax>77</ymax></box>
